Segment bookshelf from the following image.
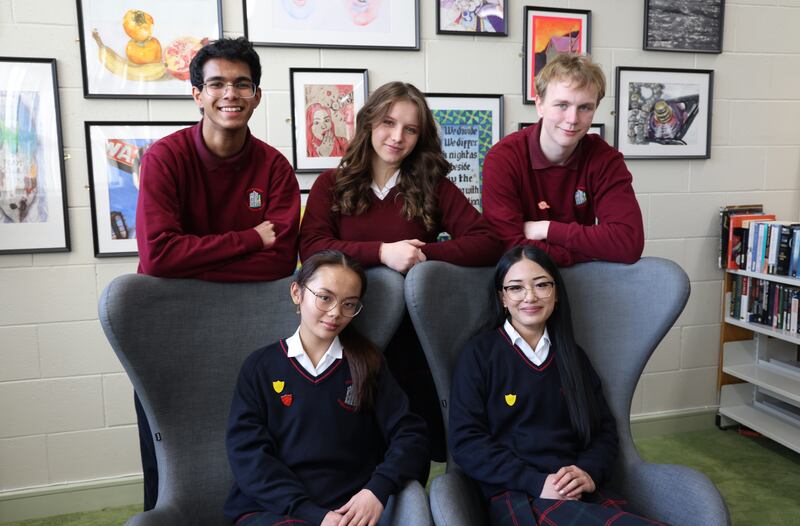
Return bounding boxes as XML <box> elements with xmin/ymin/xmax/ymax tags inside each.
<box><xmin>718</xmin><ymin>269</ymin><xmax>800</xmax><ymax>454</ymax></box>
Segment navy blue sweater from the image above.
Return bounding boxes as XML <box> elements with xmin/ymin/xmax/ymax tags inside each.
<box><xmin>224</xmin><ymin>340</ymin><xmax>429</xmax><ymax>524</ymax></box>
<box><xmin>449</xmin><ymin>328</ymin><xmax>618</xmax><ymax>499</ymax></box>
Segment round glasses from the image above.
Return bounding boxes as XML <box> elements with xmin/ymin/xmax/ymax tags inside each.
<box><xmin>502</xmin><ymin>281</ymin><xmax>555</xmax><ymax>301</ymax></box>
<box><xmin>304</xmin><ymin>286</ymin><xmax>363</xmax><ymax>318</ymax></box>
<box><xmin>201</xmin><ymin>81</ymin><xmax>257</xmax><ymax>98</ymax></box>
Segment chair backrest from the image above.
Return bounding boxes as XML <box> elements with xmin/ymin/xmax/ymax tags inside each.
<box><xmin>405</xmin><ymin>257</ymin><xmax>690</xmax><ymax>470</ymax></box>
<box><xmin>99</xmin><ymin>267</ymin><xmax>405</xmax><ymax>526</ymax></box>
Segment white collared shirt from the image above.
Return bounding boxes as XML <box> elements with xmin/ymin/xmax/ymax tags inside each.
<box><xmin>504</xmin><ymin>320</ymin><xmax>551</xmax><ymax>366</ymax></box>
<box><xmin>370</xmin><ymin>169</ymin><xmax>400</xmax><ymax>200</ymax></box>
<box><xmin>285</xmin><ymin>328</ymin><xmax>343</xmax><ymax>377</ymax></box>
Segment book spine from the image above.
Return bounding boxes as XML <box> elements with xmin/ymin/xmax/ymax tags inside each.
<box><xmin>740</xmin><ymin>276</ymin><xmax>749</xmax><ymax>321</ymax></box>
<box><xmin>768</xmin><ymin>224</ymin><xmax>780</xmax><ymax>274</ymax></box>
<box><xmin>777</xmin><ymin>225</ymin><xmax>792</xmax><ymax>276</ymax></box>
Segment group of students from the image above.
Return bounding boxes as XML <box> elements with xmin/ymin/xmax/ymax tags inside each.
<box><xmin>133</xmin><ymin>36</ymin><xmax>655</xmax><ymax>525</ymax></box>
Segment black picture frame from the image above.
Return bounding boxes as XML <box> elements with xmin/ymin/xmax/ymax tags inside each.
<box><xmin>614</xmin><ymin>66</ymin><xmax>714</xmax><ymax>160</ymax></box>
<box><xmin>523</xmin><ymin>6</ymin><xmax>591</xmax><ymax>104</ymax></box>
<box><xmin>244</xmin><ymin>0</ymin><xmax>420</xmax><ymax>51</ymax></box>
<box><xmin>436</xmin><ymin>1</ymin><xmax>507</xmax><ymax>36</ymax></box>
<box><xmin>289</xmin><ymin>68</ymin><xmax>369</xmax><ymax>174</ymax></box>
<box><xmin>644</xmin><ymin>0</ymin><xmax>724</xmax><ymax>54</ymax></box>
<box><xmin>76</xmin><ymin>0</ymin><xmax>223</xmax><ymax>99</ymax></box>
<box><xmin>85</xmin><ymin>121</ymin><xmax>194</xmax><ymax>256</ymax></box>
<box><xmin>0</xmin><ymin>57</ymin><xmax>70</xmax><ymax>254</ymax></box>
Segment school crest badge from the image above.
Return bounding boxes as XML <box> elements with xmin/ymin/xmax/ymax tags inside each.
<box><xmin>574</xmin><ymin>187</ymin><xmax>588</xmax><ymax>207</ymax></box>
<box><xmin>272</xmin><ymin>380</ymin><xmax>285</xmax><ymax>394</ymax></box>
<box><xmin>280</xmin><ymin>394</ymin><xmax>293</xmax><ymax>407</ymax></box>
<box><xmin>504</xmin><ymin>394</ymin><xmax>517</xmax><ymax>407</ymax></box>
<box><xmin>247</xmin><ymin>188</ymin><xmax>265</xmax><ymax>210</ymax></box>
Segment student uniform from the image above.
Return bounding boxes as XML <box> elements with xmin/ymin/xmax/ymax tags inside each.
<box><xmin>225</xmin><ymin>332</ymin><xmax>429</xmax><ymax>525</ymax></box>
<box><xmin>482</xmin><ymin>120</ymin><xmax>644</xmax><ymax>267</ymax></box>
<box><xmin>449</xmin><ymin>328</ymin><xmax>667</xmax><ymax>526</ymax></box>
<box><xmin>299</xmin><ymin>169</ymin><xmax>503</xmax><ymax>461</ymax></box>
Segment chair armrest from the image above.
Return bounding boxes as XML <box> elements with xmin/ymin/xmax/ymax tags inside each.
<box><xmin>429</xmin><ymin>472</ymin><xmax>488</xmax><ymax>526</ymax></box>
<box><xmin>620</xmin><ymin>462</ymin><xmax>730</xmax><ymax>526</ymax></box>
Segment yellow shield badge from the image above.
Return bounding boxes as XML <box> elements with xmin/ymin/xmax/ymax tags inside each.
<box><xmin>272</xmin><ymin>381</ymin><xmax>285</xmax><ymax>394</ymax></box>
<box><xmin>505</xmin><ymin>394</ymin><xmax>517</xmax><ymax>407</ymax></box>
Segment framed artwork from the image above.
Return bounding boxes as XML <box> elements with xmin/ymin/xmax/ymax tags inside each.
<box><xmin>437</xmin><ymin>1</ymin><xmax>507</xmax><ymax>36</ymax></box>
<box><xmin>245</xmin><ymin>0</ymin><xmax>419</xmax><ymax>50</ymax></box>
<box><xmin>614</xmin><ymin>67</ymin><xmax>713</xmax><ymax>160</ymax></box>
<box><xmin>289</xmin><ymin>68</ymin><xmax>369</xmax><ymax>173</ymax></box>
<box><xmin>76</xmin><ymin>0</ymin><xmax>223</xmax><ymax>98</ymax></box>
<box><xmin>0</xmin><ymin>57</ymin><xmax>69</xmax><ymax>254</ymax></box>
<box><xmin>518</xmin><ymin>121</ymin><xmax>604</xmax><ymax>140</ymax></box>
<box><xmin>425</xmin><ymin>93</ymin><xmax>504</xmax><ymax>211</ymax></box>
<box><xmin>85</xmin><ymin>121</ymin><xmax>193</xmax><ymax>256</ymax></box>
<box><xmin>644</xmin><ymin>0</ymin><xmax>724</xmax><ymax>54</ymax></box>
<box><xmin>523</xmin><ymin>6</ymin><xmax>591</xmax><ymax>104</ymax></box>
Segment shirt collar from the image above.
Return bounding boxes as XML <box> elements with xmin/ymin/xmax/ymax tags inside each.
<box><xmin>370</xmin><ymin>169</ymin><xmax>401</xmax><ymax>200</ymax></box>
<box><xmin>526</xmin><ymin>120</ymin><xmax>582</xmax><ymax>171</ymax></box>
<box><xmin>285</xmin><ymin>327</ymin><xmax>343</xmax><ymax>361</ymax></box>
<box><xmin>503</xmin><ymin>319</ymin><xmax>551</xmax><ymax>354</ymax></box>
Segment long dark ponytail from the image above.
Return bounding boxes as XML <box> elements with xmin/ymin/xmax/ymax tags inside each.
<box><xmin>294</xmin><ymin>250</ymin><xmax>381</xmax><ymax>410</ymax></box>
<box><xmin>492</xmin><ymin>246</ymin><xmax>600</xmax><ymax>446</ymax></box>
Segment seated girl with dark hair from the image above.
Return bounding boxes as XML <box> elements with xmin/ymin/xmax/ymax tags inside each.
<box><xmin>449</xmin><ymin>246</ymin><xmax>667</xmax><ymax>526</ymax></box>
<box><xmin>224</xmin><ymin>250</ymin><xmax>429</xmax><ymax>526</ymax></box>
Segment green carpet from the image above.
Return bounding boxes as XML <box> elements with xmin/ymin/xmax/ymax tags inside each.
<box><xmin>4</xmin><ymin>428</ymin><xmax>799</xmax><ymax>525</ymax></box>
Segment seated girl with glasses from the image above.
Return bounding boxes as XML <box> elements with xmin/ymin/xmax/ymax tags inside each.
<box><xmin>449</xmin><ymin>246</ymin><xmax>667</xmax><ymax>526</ymax></box>
<box><xmin>299</xmin><ymin>81</ymin><xmax>503</xmax><ymax>462</ymax></box>
<box><xmin>224</xmin><ymin>250</ymin><xmax>429</xmax><ymax>526</ymax></box>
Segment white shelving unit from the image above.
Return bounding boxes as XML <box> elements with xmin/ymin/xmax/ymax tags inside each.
<box><xmin>718</xmin><ymin>270</ymin><xmax>800</xmax><ymax>454</ymax></box>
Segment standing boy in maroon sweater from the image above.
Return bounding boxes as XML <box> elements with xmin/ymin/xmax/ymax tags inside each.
<box><xmin>133</xmin><ymin>37</ymin><xmax>300</xmax><ymax>511</ymax></box>
<box><xmin>482</xmin><ymin>54</ymin><xmax>644</xmax><ymax>267</ymax></box>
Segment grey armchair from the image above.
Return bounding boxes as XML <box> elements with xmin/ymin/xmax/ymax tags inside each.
<box><xmin>404</xmin><ymin>258</ymin><xmax>730</xmax><ymax>526</ymax></box>
<box><xmin>99</xmin><ymin>267</ymin><xmax>430</xmax><ymax>526</ymax></box>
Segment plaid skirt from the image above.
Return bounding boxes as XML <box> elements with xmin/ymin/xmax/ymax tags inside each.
<box><xmin>488</xmin><ymin>490</ymin><xmax>669</xmax><ymax>526</ymax></box>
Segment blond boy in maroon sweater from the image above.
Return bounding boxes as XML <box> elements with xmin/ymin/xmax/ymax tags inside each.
<box><xmin>483</xmin><ymin>54</ymin><xmax>643</xmax><ymax>267</ymax></box>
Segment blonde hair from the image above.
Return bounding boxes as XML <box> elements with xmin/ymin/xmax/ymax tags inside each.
<box><xmin>535</xmin><ymin>54</ymin><xmax>606</xmax><ymax>104</ymax></box>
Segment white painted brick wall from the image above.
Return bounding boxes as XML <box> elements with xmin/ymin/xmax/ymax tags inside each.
<box><xmin>1</xmin><ymin>0</ymin><xmax>799</xmax><ymax>493</ymax></box>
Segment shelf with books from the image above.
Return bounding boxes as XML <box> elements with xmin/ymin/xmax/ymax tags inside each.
<box><xmin>728</xmin><ymin>268</ymin><xmax>800</xmax><ymax>288</ymax></box>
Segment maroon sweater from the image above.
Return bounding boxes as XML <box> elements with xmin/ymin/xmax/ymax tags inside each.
<box><xmin>482</xmin><ymin>121</ymin><xmax>644</xmax><ymax>266</ymax></box>
<box><xmin>136</xmin><ymin>121</ymin><xmax>300</xmax><ymax>281</ymax></box>
<box><xmin>299</xmin><ymin>169</ymin><xmax>502</xmax><ymax>266</ymax></box>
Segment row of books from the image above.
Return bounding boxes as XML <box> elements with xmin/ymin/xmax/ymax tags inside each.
<box><xmin>729</xmin><ymin>275</ymin><xmax>800</xmax><ymax>334</ymax></box>
<box><xmin>719</xmin><ymin>204</ymin><xmax>800</xmax><ymax>277</ymax></box>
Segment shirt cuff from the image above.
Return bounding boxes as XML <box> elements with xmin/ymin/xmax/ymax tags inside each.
<box><xmin>364</xmin><ymin>473</ymin><xmax>396</xmax><ymax>507</ymax></box>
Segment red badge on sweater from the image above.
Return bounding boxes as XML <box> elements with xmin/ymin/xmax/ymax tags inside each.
<box><xmin>280</xmin><ymin>394</ymin><xmax>293</xmax><ymax>407</ymax></box>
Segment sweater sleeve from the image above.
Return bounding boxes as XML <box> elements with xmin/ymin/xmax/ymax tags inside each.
<box><xmin>421</xmin><ymin>178</ymin><xmax>504</xmax><ymax>266</ymax></box>
<box><xmin>299</xmin><ymin>170</ymin><xmax>383</xmax><ymax>266</ymax></box>
<box><xmin>197</xmin><ymin>154</ymin><xmax>300</xmax><ymax>281</ymax></box>
<box><xmin>546</xmin><ymin>150</ymin><xmax>644</xmax><ymax>265</ymax></box>
<box><xmin>226</xmin><ymin>353</ymin><xmax>329</xmax><ymax>524</ymax></box>
<box><xmin>364</xmin><ymin>362</ymin><xmax>430</xmax><ymax>506</ymax></box>
<box><xmin>482</xmin><ymin>146</ymin><xmax>577</xmax><ymax>267</ymax></box>
<box><xmin>574</xmin><ymin>350</ymin><xmax>619</xmax><ymax>487</ymax></box>
<box><xmin>449</xmin><ymin>339</ymin><xmax>549</xmax><ymax>497</ymax></box>
<box><xmin>136</xmin><ymin>146</ymin><xmax>300</xmax><ymax>281</ymax></box>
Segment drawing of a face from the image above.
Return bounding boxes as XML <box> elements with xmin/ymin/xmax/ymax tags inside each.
<box><xmin>282</xmin><ymin>0</ymin><xmax>316</xmax><ymax>19</ymax></box>
<box><xmin>311</xmin><ymin>108</ymin><xmax>332</xmax><ymax>140</ymax></box>
<box><xmin>344</xmin><ymin>0</ymin><xmax>380</xmax><ymax>26</ymax></box>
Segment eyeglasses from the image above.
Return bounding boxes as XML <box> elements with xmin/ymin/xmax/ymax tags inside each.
<box><xmin>304</xmin><ymin>286</ymin><xmax>363</xmax><ymax>318</ymax></box>
<box><xmin>201</xmin><ymin>81</ymin><xmax>257</xmax><ymax>98</ymax></box>
<box><xmin>502</xmin><ymin>281</ymin><xmax>555</xmax><ymax>301</ymax></box>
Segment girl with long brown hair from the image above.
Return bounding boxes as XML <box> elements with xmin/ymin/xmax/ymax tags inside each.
<box><xmin>299</xmin><ymin>81</ymin><xmax>502</xmax><ymax>460</ymax></box>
